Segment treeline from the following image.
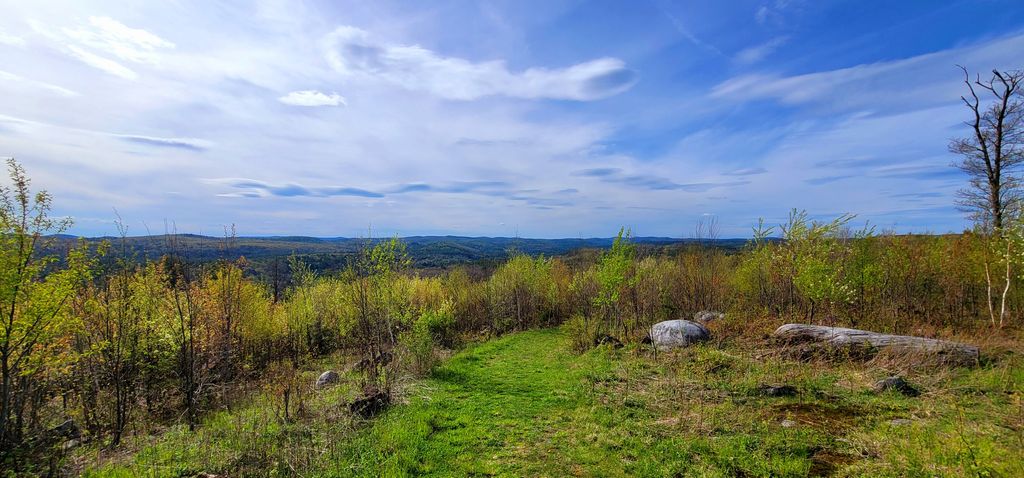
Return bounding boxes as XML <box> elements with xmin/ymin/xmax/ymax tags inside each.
<box><xmin>2</xmin><ymin>159</ymin><xmax>1019</xmax><ymax>474</ymax></box>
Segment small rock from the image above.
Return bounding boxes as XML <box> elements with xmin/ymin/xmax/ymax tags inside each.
<box><xmin>889</xmin><ymin>418</ymin><xmax>913</xmax><ymax>426</ymax></box>
<box><xmin>649</xmin><ymin>320</ymin><xmax>710</xmax><ymax>351</ymax></box>
<box><xmin>780</xmin><ymin>419</ymin><xmax>798</xmax><ymax>428</ymax></box>
<box><xmin>693</xmin><ymin>310</ymin><xmax>725</xmax><ymax>323</ymax></box>
<box><xmin>315</xmin><ymin>370</ymin><xmax>340</xmax><ymax>389</ymax></box>
<box><xmin>758</xmin><ymin>384</ymin><xmax>797</xmax><ymax>397</ymax></box>
<box><xmin>875</xmin><ymin>376</ymin><xmax>920</xmax><ymax>397</ymax></box>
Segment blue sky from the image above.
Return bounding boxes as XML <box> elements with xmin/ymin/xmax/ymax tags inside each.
<box><xmin>1</xmin><ymin>0</ymin><xmax>1023</xmax><ymax>238</ymax></box>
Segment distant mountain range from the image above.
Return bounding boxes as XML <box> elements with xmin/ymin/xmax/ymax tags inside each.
<box><xmin>45</xmin><ymin>234</ymin><xmax>753</xmax><ymax>270</ymax></box>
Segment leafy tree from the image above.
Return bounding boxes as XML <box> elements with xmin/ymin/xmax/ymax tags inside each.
<box><xmin>352</xmin><ymin>237</ymin><xmax>411</xmax><ymax>392</ymax></box>
<box><xmin>594</xmin><ymin>227</ymin><xmax>635</xmax><ymax>337</ymax></box>
<box><xmin>0</xmin><ymin>158</ymin><xmax>94</xmax><ymax>450</ymax></box>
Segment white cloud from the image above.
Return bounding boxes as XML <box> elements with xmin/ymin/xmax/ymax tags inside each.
<box><xmin>324</xmin><ymin>26</ymin><xmax>637</xmax><ymax>101</ymax></box>
<box><xmin>63</xmin><ymin>16</ymin><xmax>174</xmax><ymax>64</ymax></box>
<box><xmin>0</xmin><ymin>31</ymin><xmax>26</xmax><ymax>47</ymax></box>
<box><xmin>734</xmin><ymin>36</ymin><xmax>788</xmax><ymax>65</ymax></box>
<box><xmin>27</xmin><ymin>16</ymin><xmax>174</xmax><ymax>79</ymax></box>
<box><xmin>279</xmin><ymin>90</ymin><xmax>347</xmax><ymax>107</ymax></box>
<box><xmin>66</xmin><ymin>45</ymin><xmax>137</xmax><ymax>79</ymax></box>
<box><xmin>712</xmin><ymin>33</ymin><xmax>1024</xmax><ymax>110</ymax></box>
<box><xmin>0</xmin><ymin>70</ymin><xmax>79</xmax><ymax>97</ymax></box>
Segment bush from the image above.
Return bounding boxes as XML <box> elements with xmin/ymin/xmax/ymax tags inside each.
<box><xmin>565</xmin><ymin>313</ymin><xmax>597</xmax><ymax>353</ymax></box>
<box><xmin>421</xmin><ymin>302</ymin><xmax>457</xmax><ymax>347</ymax></box>
<box><xmin>401</xmin><ymin>312</ymin><xmax>438</xmax><ymax>376</ymax></box>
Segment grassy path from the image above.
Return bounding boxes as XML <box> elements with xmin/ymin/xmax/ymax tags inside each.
<box><xmin>343</xmin><ymin>328</ymin><xmax>613</xmax><ymax>476</ymax></box>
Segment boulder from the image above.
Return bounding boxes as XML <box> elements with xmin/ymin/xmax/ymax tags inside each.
<box><xmin>693</xmin><ymin>310</ymin><xmax>725</xmax><ymax>323</ymax></box>
<box><xmin>875</xmin><ymin>376</ymin><xmax>920</xmax><ymax>397</ymax></box>
<box><xmin>649</xmin><ymin>320</ymin><xmax>710</xmax><ymax>351</ymax></box>
<box><xmin>773</xmin><ymin>324</ymin><xmax>979</xmax><ymax>365</ymax></box>
<box><xmin>315</xmin><ymin>370</ymin><xmax>340</xmax><ymax>389</ymax></box>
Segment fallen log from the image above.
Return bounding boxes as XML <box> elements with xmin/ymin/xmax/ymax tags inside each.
<box><xmin>773</xmin><ymin>324</ymin><xmax>980</xmax><ymax>366</ymax></box>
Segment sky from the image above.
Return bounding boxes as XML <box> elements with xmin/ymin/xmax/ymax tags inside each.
<box><xmin>1</xmin><ymin>0</ymin><xmax>1023</xmax><ymax>238</ymax></box>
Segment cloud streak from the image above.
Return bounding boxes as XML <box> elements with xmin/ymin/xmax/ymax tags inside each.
<box><xmin>30</xmin><ymin>16</ymin><xmax>174</xmax><ymax>80</ymax></box>
<box><xmin>279</xmin><ymin>90</ymin><xmax>347</xmax><ymax>107</ymax></box>
<box><xmin>573</xmin><ymin>168</ymin><xmax>749</xmax><ymax>192</ymax></box>
<box><xmin>324</xmin><ymin>26</ymin><xmax>637</xmax><ymax>101</ymax></box>
<box><xmin>112</xmin><ymin>134</ymin><xmax>213</xmax><ymax>151</ymax></box>
<box><xmin>0</xmin><ymin>70</ymin><xmax>79</xmax><ymax>97</ymax></box>
<box><xmin>734</xmin><ymin>36</ymin><xmax>789</xmax><ymax>65</ymax></box>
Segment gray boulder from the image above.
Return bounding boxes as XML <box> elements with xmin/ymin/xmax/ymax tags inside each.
<box><xmin>315</xmin><ymin>370</ymin><xmax>340</xmax><ymax>389</ymax></box>
<box><xmin>773</xmin><ymin>324</ymin><xmax>979</xmax><ymax>365</ymax></box>
<box><xmin>693</xmin><ymin>310</ymin><xmax>725</xmax><ymax>323</ymax></box>
<box><xmin>649</xmin><ymin>320</ymin><xmax>710</xmax><ymax>350</ymax></box>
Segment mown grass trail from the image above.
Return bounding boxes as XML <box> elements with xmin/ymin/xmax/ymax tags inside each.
<box><xmin>342</xmin><ymin>328</ymin><xmax>606</xmax><ymax>476</ymax></box>
<box><xmin>340</xmin><ymin>328</ymin><xmax>825</xmax><ymax>477</ymax></box>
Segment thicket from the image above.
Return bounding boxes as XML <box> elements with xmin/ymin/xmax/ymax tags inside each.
<box><xmin>2</xmin><ymin>159</ymin><xmax>1021</xmax><ymax>475</ymax></box>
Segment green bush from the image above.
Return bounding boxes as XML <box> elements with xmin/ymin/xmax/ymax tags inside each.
<box><xmin>421</xmin><ymin>302</ymin><xmax>457</xmax><ymax>347</ymax></box>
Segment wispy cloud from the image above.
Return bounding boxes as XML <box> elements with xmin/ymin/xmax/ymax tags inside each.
<box><xmin>66</xmin><ymin>45</ymin><xmax>137</xmax><ymax>79</ymax></box>
<box><xmin>0</xmin><ymin>70</ymin><xmax>79</xmax><ymax>97</ymax></box>
<box><xmin>0</xmin><ymin>30</ymin><xmax>26</xmax><ymax>47</ymax></box>
<box><xmin>723</xmin><ymin>167</ymin><xmax>767</xmax><ymax>176</ymax></box>
<box><xmin>30</xmin><ymin>16</ymin><xmax>174</xmax><ymax>80</ymax></box>
<box><xmin>387</xmin><ymin>181</ymin><xmax>509</xmax><ymax>194</ymax></box>
<box><xmin>278</xmin><ymin>90</ymin><xmax>347</xmax><ymax>107</ymax></box>
<box><xmin>574</xmin><ymin>168</ymin><xmax>748</xmax><ymax>192</ymax></box>
<box><xmin>755</xmin><ymin>0</ymin><xmax>801</xmax><ymax>27</ymax></box>
<box><xmin>652</xmin><ymin>0</ymin><xmax>723</xmax><ymax>55</ymax></box>
<box><xmin>211</xmin><ymin>178</ymin><xmax>581</xmax><ymax>210</ymax></box>
<box><xmin>112</xmin><ymin>134</ymin><xmax>213</xmax><ymax>151</ymax></box>
<box><xmin>804</xmin><ymin>174</ymin><xmax>853</xmax><ymax>185</ymax></box>
<box><xmin>734</xmin><ymin>36</ymin><xmax>789</xmax><ymax>65</ymax></box>
<box><xmin>63</xmin><ymin>16</ymin><xmax>174</xmax><ymax>65</ymax></box>
<box><xmin>712</xmin><ymin>33</ymin><xmax>1024</xmax><ymax>109</ymax></box>
<box><xmin>215</xmin><ymin>179</ymin><xmax>383</xmax><ymax>198</ymax></box>
<box><xmin>573</xmin><ymin>167</ymin><xmax>622</xmax><ymax>177</ymax></box>
<box><xmin>324</xmin><ymin>26</ymin><xmax>637</xmax><ymax>101</ymax></box>
<box><xmin>889</xmin><ymin>192</ymin><xmax>944</xmax><ymax>199</ymax></box>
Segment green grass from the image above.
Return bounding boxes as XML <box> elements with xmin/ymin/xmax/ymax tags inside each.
<box><xmin>83</xmin><ymin>327</ymin><xmax>1024</xmax><ymax>477</ymax></box>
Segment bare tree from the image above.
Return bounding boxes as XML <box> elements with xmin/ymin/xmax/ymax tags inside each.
<box><xmin>950</xmin><ymin>66</ymin><xmax>1024</xmax><ymax>232</ymax></box>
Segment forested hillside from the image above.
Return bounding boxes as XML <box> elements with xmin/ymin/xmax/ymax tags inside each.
<box><xmin>42</xmin><ymin>233</ymin><xmax>749</xmax><ymax>272</ymax></box>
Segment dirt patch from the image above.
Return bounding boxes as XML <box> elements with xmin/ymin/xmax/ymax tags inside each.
<box><xmin>808</xmin><ymin>449</ymin><xmax>858</xmax><ymax>476</ymax></box>
<box><xmin>769</xmin><ymin>402</ymin><xmax>863</xmax><ymax>432</ymax></box>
